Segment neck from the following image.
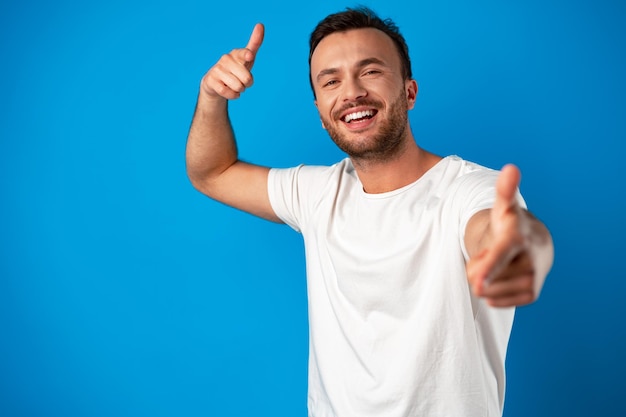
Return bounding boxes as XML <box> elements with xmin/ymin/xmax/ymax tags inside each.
<box><xmin>351</xmin><ymin>135</ymin><xmax>442</xmax><ymax>194</ymax></box>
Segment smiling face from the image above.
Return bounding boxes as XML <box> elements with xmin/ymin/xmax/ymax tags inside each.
<box><xmin>310</xmin><ymin>28</ymin><xmax>417</xmax><ymax>162</ymax></box>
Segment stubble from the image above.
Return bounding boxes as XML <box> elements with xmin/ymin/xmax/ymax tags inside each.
<box><xmin>321</xmin><ymin>88</ymin><xmax>409</xmax><ymax>163</ymax></box>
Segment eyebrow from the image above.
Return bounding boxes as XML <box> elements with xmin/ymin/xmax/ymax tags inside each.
<box><xmin>315</xmin><ymin>57</ymin><xmax>388</xmax><ymax>83</ymax></box>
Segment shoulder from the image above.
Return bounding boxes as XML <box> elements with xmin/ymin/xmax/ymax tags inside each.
<box><xmin>446</xmin><ymin>155</ymin><xmax>496</xmax><ymax>176</ymax></box>
<box><xmin>267</xmin><ymin>158</ymin><xmax>356</xmax><ymax>204</ymax></box>
<box><xmin>431</xmin><ymin>156</ymin><xmax>503</xmax><ymax>217</ymax></box>
<box><xmin>425</xmin><ymin>156</ymin><xmax>498</xmax><ymax>197</ymax></box>
<box><xmin>269</xmin><ymin>158</ymin><xmax>355</xmax><ymax>189</ymax></box>
<box><xmin>444</xmin><ymin>156</ymin><xmax>499</xmax><ymax>188</ymax></box>
<box><xmin>267</xmin><ymin>158</ymin><xmax>356</xmax><ymax>232</ymax></box>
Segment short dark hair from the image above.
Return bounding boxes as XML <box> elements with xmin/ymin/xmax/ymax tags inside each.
<box><xmin>308</xmin><ymin>6</ymin><xmax>413</xmax><ymax>96</ymax></box>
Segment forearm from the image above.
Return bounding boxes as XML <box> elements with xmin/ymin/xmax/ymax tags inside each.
<box><xmin>185</xmin><ymin>91</ymin><xmax>239</xmax><ymax>190</ymax></box>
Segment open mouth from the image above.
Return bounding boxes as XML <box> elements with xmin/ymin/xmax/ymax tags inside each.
<box><xmin>341</xmin><ymin>109</ymin><xmax>378</xmax><ymax>123</ymax></box>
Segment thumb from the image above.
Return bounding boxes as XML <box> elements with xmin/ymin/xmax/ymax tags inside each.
<box><xmin>493</xmin><ymin>164</ymin><xmax>521</xmax><ymax>218</ymax></box>
<box><xmin>242</xmin><ymin>23</ymin><xmax>264</xmax><ymax>69</ymax></box>
<box><xmin>246</xmin><ymin>23</ymin><xmax>265</xmax><ymax>55</ymax></box>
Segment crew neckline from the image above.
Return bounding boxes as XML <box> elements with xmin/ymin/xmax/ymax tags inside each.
<box><xmin>356</xmin><ymin>155</ymin><xmax>458</xmax><ymax>199</ymax></box>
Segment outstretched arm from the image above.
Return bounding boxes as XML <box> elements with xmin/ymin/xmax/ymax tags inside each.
<box><xmin>465</xmin><ymin>165</ymin><xmax>554</xmax><ymax>307</ymax></box>
<box><xmin>186</xmin><ymin>23</ymin><xmax>281</xmax><ymax>222</ymax></box>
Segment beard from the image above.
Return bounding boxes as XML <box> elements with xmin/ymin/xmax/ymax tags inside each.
<box><xmin>321</xmin><ymin>89</ymin><xmax>409</xmax><ymax>163</ymax></box>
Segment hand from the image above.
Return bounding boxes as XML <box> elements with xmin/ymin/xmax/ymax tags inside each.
<box><xmin>466</xmin><ymin>164</ymin><xmax>553</xmax><ymax>307</ymax></box>
<box><xmin>201</xmin><ymin>23</ymin><xmax>265</xmax><ymax>100</ymax></box>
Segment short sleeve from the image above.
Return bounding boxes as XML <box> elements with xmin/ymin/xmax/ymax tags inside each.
<box><xmin>267</xmin><ymin>159</ymin><xmax>353</xmax><ymax>234</ymax></box>
<box><xmin>268</xmin><ymin>165</ymin><xmax>306</xmax><ymax>232</ymax></box>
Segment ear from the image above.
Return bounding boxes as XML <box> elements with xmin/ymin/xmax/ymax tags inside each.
<box><xmin>314</xmin><ymin>100</ymin><xmax>327</xmax><ymax>129</ymax></box>
<box><xmin>405</xmin><ymin>79</ymin><xmax>418</xmax><ymax>110</ymax></box>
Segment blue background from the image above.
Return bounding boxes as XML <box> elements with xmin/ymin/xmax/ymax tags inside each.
<box><xmin>1</xmin><ymin>0</ymin><xmax>625</xmax><ymax>416</ymax></box>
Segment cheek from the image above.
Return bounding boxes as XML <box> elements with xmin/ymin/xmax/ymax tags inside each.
<box><xmin>316</xmin><ymin>97</ymin><xmax>336</xmax><ymax>118</ymax></box>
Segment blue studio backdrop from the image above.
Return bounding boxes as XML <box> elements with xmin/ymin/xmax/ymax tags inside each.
<box><xmin>1</xmin><ymin>0</ymin><xmax>625</xmax><ymax>416</ymax></box>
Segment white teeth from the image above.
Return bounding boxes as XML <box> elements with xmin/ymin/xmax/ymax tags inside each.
<box><xmin>344</xmin><ymin>110</ymin><xmax>374</xmax><ymax>123</ymax></box>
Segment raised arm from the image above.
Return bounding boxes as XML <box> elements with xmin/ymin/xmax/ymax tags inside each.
<box><xmin>186</xmin><ymin>23</ymin><xmax>281</xmax><ymax>222</ymax></box>
<box><xmin>465</xmin><ymin>165</ymin><xmax>554</xmax><ymax>307</ymax></box>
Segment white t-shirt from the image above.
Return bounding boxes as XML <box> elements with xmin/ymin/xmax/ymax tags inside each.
<box><xmin>268</xmin><ymin>155</ymin><xmax>523</xmax><ymax>417</ymax></box>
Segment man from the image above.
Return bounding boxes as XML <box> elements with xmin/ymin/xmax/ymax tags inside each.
<box><xmin>186</xmin><ymin>7</ymin><xmax>554</xmax><ymax>417</ymax></box>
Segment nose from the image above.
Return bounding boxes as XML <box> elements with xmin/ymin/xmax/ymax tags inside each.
<box><xmin>342</xmin><ymin>77</ymin><xmax>367</xmax><ymax>102</ymax></box>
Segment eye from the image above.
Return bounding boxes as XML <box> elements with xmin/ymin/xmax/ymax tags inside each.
<box><xmin>323</xmin><ymin>79</ymin><xmax>339</xmax><ymax>88</ymax></box>
<box><xmin>363</xmin><ymin>69</ymin><xmax>381</xmax><ymax>76</ymax></box>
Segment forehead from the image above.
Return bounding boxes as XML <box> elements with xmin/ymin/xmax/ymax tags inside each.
<box><xmin>310</xmin><ymin>28</ymin><xmax>400</xmax><ymax>74</ymax></box>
